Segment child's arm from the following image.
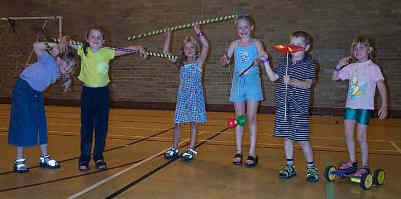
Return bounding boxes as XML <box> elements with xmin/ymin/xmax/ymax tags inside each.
<box><xmin>33</xmin><ymin>42</ymin><xmax>58</xmax><ymax>56</ymax></box>
<box><xmin>115</xmin><ymin>45</ymin><xmax>146</xmax><ymax>57</ymax></box>
<box><xmin>254</xmin><ymin>40</ymin><xmax>279</xmax><ymax>81</ymax></box>
<box><xmin>220</xmin><ymin>41</ymin><xmax>235</xmax><ymax>66</ymax></box>
<box><xmin>332</xmin><ymin>56</ymin><xmax>352</xmax><ymax>80</ymax></box>
<box><xmin>377</xmin><ymin>80</ymin><xmax>388</xmax><ymax>119</ymax></box>
<box><xmin>284</xmin><ymin>76</ymin><xmax>313</xmax><ymax>89</ymax></box>
<box><xmin>163</xmin><ymin>29</ymin><xmax>177</xmax><ymax>63</ymax></box>
<box><xmin>194</xmin><ymin>24</ymin><xmax>209</xmax><ymax>67</ymax></box>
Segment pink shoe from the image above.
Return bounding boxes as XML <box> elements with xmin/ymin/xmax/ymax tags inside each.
<box><xmin>354</xmin><ymin>167</ymin><xmax>370</xmax><ymax>177</ymax></box>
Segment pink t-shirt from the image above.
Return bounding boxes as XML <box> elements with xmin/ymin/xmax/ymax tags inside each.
<box><xmin>338</xmin><ymin>60</ymin><xmax>384</xmax><ymax>110</ymax></box>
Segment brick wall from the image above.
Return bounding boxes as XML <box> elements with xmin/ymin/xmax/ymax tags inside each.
<box><xmin>1</xmin><ymin>0</ymin><xmax>400</xmax><ymax>112</ymax></box>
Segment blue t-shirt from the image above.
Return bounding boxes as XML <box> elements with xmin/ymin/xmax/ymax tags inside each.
<box><xmin>20</xmin><ymin>52</ymin><xmax>61</xmax><ymax>92</ymax></box>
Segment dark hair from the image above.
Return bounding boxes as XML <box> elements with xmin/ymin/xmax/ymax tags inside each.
<box><xmin>83</xmin><ymin>26</ymin><xmax>105</xmax><ymax>55</ymax></box>
<box><xmin>291</xmin><ymin>31</ymin><xmax>312</xmax><ymax>46</ymax></box>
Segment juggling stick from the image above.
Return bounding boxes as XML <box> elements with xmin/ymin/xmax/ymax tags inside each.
<box><xmin>272</xmin><ymin>44</ymin><xmax>305</xmax><ymax>120</ymax></box>
<box><xmin>127</xmin><ymin>14</ymin><xmax>238</xmax><ymax>41</ymax></box>
<box><xmin>52</xmin><ymin>38</ymin><xmax>179</xmax><ymax>60</ymax></box>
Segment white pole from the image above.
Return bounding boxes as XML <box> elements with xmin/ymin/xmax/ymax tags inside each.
<box><xmin>0</xmin><ymin>16</ymin><xmax>59</xmax><ymax>20</ymax></box>
<box><xmin>57</xmin><ymin>16</ymin><xmax>63</xmax><ymax>38</ymax></box>
<box><xmin>284</xmin><ymin>52</ymin><xmax>288</xmax><ymax>120</ymax></box>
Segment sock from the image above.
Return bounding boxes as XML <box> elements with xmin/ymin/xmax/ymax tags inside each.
<box><xmin>307</xmin><ymin>161</ymin><xmax>315</xmax><ymax>168</ymax></box>
<box><xmin>40</xmin><ymin>144</ymin><xmax>48</xmax><ymax>156</ymax></box>
<box><xmin>286</xmin><ymin>159</ymin><xmax>294</xmax><ymax>166</ymax></box>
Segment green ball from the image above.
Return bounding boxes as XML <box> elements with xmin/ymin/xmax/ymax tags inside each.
<box><xmin>236</xmin><ymin>115</ymin><xmax>246</xmax><ymax>126</ymax></box>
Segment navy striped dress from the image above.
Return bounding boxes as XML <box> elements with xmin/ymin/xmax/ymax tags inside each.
<box><xmin>273</xmin><ymin>56</ymin><xmax>316</xmax><ymax>141</ymax></box>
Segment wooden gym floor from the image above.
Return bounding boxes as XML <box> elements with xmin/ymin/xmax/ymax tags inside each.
<box><xmin>0</xmin><ymin>104</ymin><xmax>400</xmax><ymax>199</ymax></box>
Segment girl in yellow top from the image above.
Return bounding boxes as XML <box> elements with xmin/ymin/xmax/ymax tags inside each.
<box><xmin>68</xmin><ymin>27</ymin><xmax>146</xmax><ymax>171</ymax></box>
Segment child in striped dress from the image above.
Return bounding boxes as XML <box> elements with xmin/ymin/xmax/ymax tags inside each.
<box><xmin>262</xmin><ymin>31</ymin><xmax>319</xmax><ymax>182</ymax></box>
<box><xmin>163</xmin><ymin>24</ymin><xmax>209</xmax><ymax>161</ymax></box>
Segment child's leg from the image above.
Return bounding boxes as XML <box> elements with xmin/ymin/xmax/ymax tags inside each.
<box><xmin>15</xmin><ymin>146</ymin><xmax>28</xmax><ymax>172</ymax></box>
<box><xmin>79</xmin><ymin>87</ymin><xmax>96</xmax><ymax>168</ymax></box>
<box><xmin>279</xmin><ymin>138</ymin><xmax>296</xmax><ymax>178</ymax></box>
<box><xmin>344</xmin><ymin>119</ymin><xmax>357</xmax><ymax>163</ymax></box>
<box><xmin>173</xmin><ymin>124</ymin><xmax>182</xmax><ymax>148</ymax></box>
<box><xmin>356</xmin><ymin>123</ymin><xmax>368</xmax><ymax>167</ymax></box>
<box><xmin>284</xmin><ymin>138</ymin><xmax>294</xmax><ymax>161</ymax></box>
<box><xmin>246</xmin><ymin>101</ymin><xmax>259</xmax><ymax>158</ymax></box>
<box><xmin>40</xmin><ymin>144</ymin><xmax>48</xmax><ymax>156</ymax></box>
<box><xmin>93</xmin><ymin>86</ymin><xmax>110</xmax><ymax>163</ymax></box>
<box><xmin>234</xmin><ymin>102</ymin><xmax>246</xmax><ymax>155</ymax></box>
<box><xmin>17</xmin><ymin>146</ymin><xmax>24</xmax><ymax>160</ymax></box>
<box><xmin>298</xmin><ymin>141</ymin><xmax>313</xmax><ymax>163</ymax></box>
<box><xmin>189</xmin><ymin>122</ymin><xmax>198</xmax><ymax>149</ymax></box>
<box><xmin>299</xmin><ymin>140</ymin><xmax>319</xmax><ymax>182</ymax></box>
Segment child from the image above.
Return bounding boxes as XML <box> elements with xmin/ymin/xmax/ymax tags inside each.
<box><xmin>68</xmin><ymin>27</ymin><xmax>146</xmax><ymax>171</ymax></box>
<box><xmin>219</xmin><ymin>15</ymin><xmax>268</xmax><ymax>167</ymax></box>
<box><xmin>8</xmin><ymin>40</ymin><xmax>77</xmax><ymax>173</ymax></box>
<box><xmin>163</xmin><ymin>23</ymin><xmax>209</xmax><ymax>161</ymax></box>
<box><xmin>262</xmin><ymin>31</ymin><xmax>319</xmax><ymax>182</ymax></box>
<box><xmin>332</xmin><ymin>35</ymin><xmax>388</xmax><ymax>177</ymax></box>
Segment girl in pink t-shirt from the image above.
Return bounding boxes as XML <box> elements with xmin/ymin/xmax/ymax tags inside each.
<box><xmin>332</xmin><ymin>35</ymin><xmax>388</xmax><ymax>177</ymax></box>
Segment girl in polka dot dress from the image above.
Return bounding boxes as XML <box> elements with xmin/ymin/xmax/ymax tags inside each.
<box><xmin>163</xmin><ymin>24</ymin><xmax>209</xmax><ymax>161</ymax></box>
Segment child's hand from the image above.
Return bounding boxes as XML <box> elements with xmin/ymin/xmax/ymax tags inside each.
<box><xmin>134</xmin><ymin>46</ymin><xmax>147</xmax><ymax>59</ymax></box>
<box><xmin>378</xmin><ymin>105</ymin><xmax>388</xmax><ymax>120</ymax></box>
<box><xmin>193</xmin><ymin>23</ymin><xmax>201</xmax><ymax>34</ymax></box>
<box><xmin>166</xmin><ymin>28</ymin><xmax>172</xmax><ymax>36</ymax></box>
<box><xmin>220</xmin><ymin>54</ymin><xmax>229</xmax><ymax>66</ymax></box>
<box><xmin>63</xmin><ymin>78</ymin><xmax>72</xmax><ymax>93</ymax></box>
<box><xmin>283</xmin><ymin>75</ymin><xmax>291</xmax><ymax>85</ymax></box>
<box><xmin>337</xmin><ymin>56</ymin><xmax>352</xmax><ymax>68</ymax></box>
<box><xmin>59</xmin><ymin>36</ymin><xmax>70</xmax><ymax>53</ymax></box>
<box><xmin>259</xmin><ymin>55</ymin><xmax>270</xmax><ymax>65</ymax></box>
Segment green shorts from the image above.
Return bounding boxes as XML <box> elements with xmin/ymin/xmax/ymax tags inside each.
<box><xmin>344</xmin><ymin>108</ymin><xmax>372</xmax><ymax>125</ymax></box>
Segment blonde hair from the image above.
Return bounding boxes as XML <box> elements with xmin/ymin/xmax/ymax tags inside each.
<box><xmin>177</xmin><ymin>36</ymin><xmax>200</xmax><ymax>67</ymax></box>
<box><xmin>351</xmin><ymin>35</ymin><xmax>375</xmax><ymax>61</ymax></box>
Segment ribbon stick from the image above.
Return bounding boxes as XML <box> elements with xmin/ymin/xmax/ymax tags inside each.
<box><xmin>272</xmin><ymin>44</ymin><xmax>305</xmax><ymax>120</ymax></box>
<box><xmin>127</xmin><ymin>14</ymin><xmax>237</xmax><ymax>41</ymax></box>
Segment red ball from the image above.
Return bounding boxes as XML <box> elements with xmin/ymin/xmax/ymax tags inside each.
<box><xmin>227</xmin><ymin>118</ymin><xmax>237</xmax><ymax>128</ymax></box>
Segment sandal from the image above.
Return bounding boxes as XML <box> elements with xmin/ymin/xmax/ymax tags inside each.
<box><xmin>338</xmin><ymin>161</ymin><xmax>358</xmax><ymax>175</ymax></box>
<box><xmin>181</xmin><ymin>148</ymin><xmax>197</xmax><ymax>161</ymax></box>
<box><xmin>306</xmin><ymin>166</ymin><xmax>320</xmax><ymax>182</ymax></box>
<box><xmin>95</xmin><ymin>160</ymin><xmax>108</xmax><ymax>170</ymax></box>
<box><xmin>78</xmin><ymin>161</ymin><xmax>90</xmax><ymax>171</ymax></box>
<box><xmin>164</xmin><ymin>147</ymin><xmax>179</xmax><ymax>160</ymax></box>
<box><xmin>14</xmin><ymin>158</ymin><xmax>29</xmax><ymax>173</ymax></box>
<box><xmin>232</xmin><ymin>153</ymin><xmax>243</xmax><ymax>166</ymax></box>
<box><xmin>354</xmin><ymin>167</ymin><xmax>370</xmax><ymax>177</ymax></box>
<box><xmin>279</xmin><ymin>164</ymin><xmax>296</xmax><ymax>179</ymax></box>
<box><xmin>40</xmin><ymin>154</ymin><xmax>60</xmax><ymax>169</ymax></box>
<box><xmin>244</xmin><ymin>155</ymin><xmax>258</xmax><ymax>168</ymax></box>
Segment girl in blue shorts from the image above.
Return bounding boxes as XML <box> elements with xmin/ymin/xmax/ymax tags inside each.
<box><xmin>220</xmin><ymin>15</ymin><xmax>269</xmax><ymax>167</ymax></box>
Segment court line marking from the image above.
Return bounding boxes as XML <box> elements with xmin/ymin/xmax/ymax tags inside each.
<box><xmin>66</xmin><ymin>130</ymin><xmax>213</xmax><ymax>199</ymax></box>
<box><xmin>390</xmin><ymin>141</ymin><xmax>401</xmax><ymax>154</ymax></box>
<box><xmin>105</xmin><ymin>127</ymin><xmax>230</xmax><ymax>198</ymax></box>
